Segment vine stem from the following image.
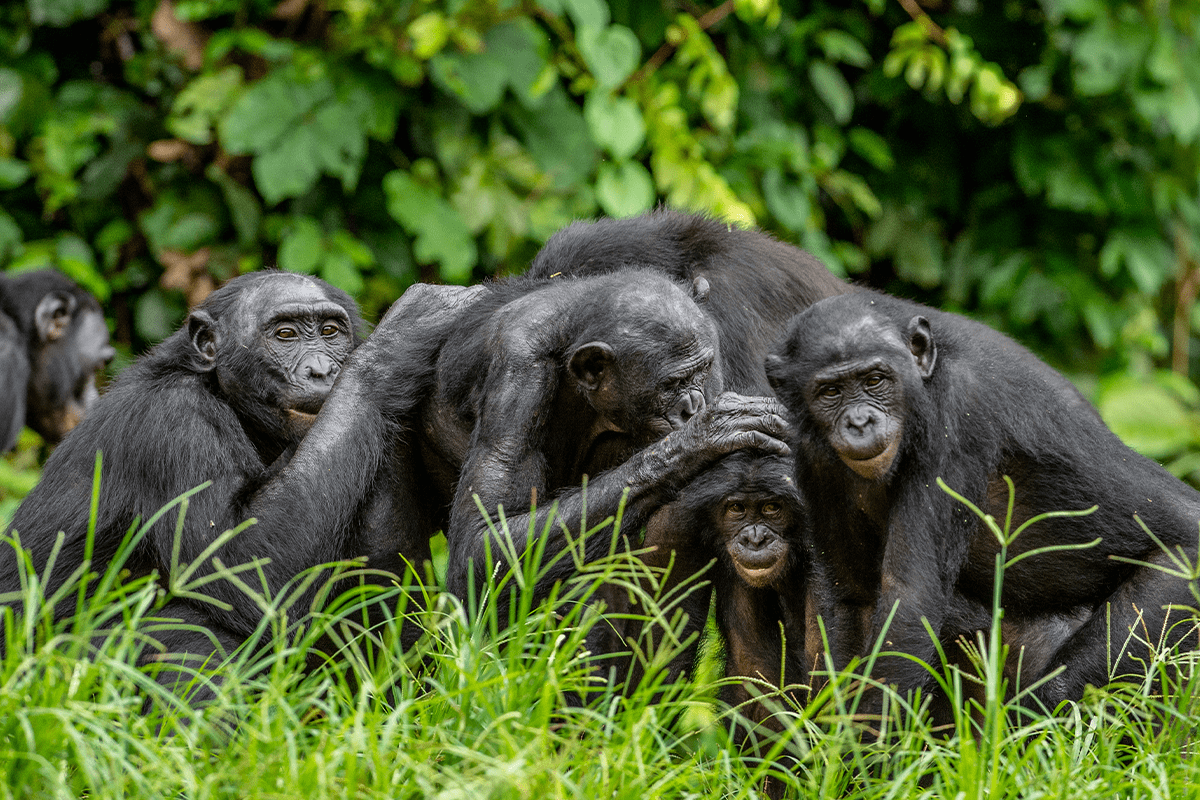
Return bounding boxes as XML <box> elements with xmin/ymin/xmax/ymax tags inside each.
<box><xmin>897</xmin><ymin>0</ymin><xmax>948</xmax><ymax>46</ymax></box>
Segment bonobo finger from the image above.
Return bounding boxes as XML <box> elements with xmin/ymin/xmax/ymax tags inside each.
<box><xmin>725</xmin><ymin>430</ymin><xmax>791</xmax><ymax>457</ymax></box>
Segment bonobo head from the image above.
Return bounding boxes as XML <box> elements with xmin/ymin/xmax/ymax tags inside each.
<box><xmin>566</xmin><ymin>270</ymin><xmax>721</xmax><ymax>444</ymax></box>
<box><xmin>766</xmin><ymin>292</ymin><xmax>936</xmax><ymax>483</ymax></box>
<box><xmin>0</xmin><ymin>269</ymin><xmax>115</xmax><ymax>442</ymax></box>
<box><xmin>184</xmin><ymin>272</ymin><xmax>362</xmax><ymax>448</ymax></box>
<box><xmin>692</xmin><ymin>451</ymin><xmax>801</xmax><ymax>589</ymax></box>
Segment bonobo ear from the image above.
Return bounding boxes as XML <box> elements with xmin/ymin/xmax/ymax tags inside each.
<box><xmin>34</xmin><ymin>291</ymin><xmax>76</xmax><ymax>343</ymax></box>
<box><xmin>763</xmin><ymin>353</ymin><xmax>786</xmax><ymax>394</ymax></box>
<box><xmin>187</xmin><ymin>310</ymin><xmax>219</xmax><ymax>373</ymax></box>
<box><xmin>569</xmin><ymin>341</ymin><xmax>615</xmax><ymax>392</ymax></box>
<box><xmin>690</xmin><ymin>276</ymin><xmax>710</xmax><ymax>305</ymax></box>
<box><xmin>906</xmin><ymin>316</ymin><xmax>936</xmax><ymax>379</ymax></box>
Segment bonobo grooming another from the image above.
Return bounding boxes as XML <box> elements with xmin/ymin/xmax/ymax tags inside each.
<box><xmin>2</xmin><ymin>272</ymin><xmax>374</xmax><ymax>684</ymax></box>
<box><xmin>0</xmin><ymin>269</ymin><xmax>115</xmax><ymax>450</ymax></box>
<box><xmin>527</xmin><ymin>209</ymin><xmax>848</xmax><ymax>394</ymax></box>
<box><xmin>765</xmin><ymin>290</ymin><xmax>1200</xmax><ymax>714</ymax></box>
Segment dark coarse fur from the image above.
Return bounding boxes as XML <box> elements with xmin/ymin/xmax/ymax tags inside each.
<box><xmin>271</xmin><ymin>267</ymin><xmax>789</xmax><ymax>696</ymax></box>
<box><xmin>0</xmin><ymin>309</ymin><xmax>29</xmax><ymax>451</ymax></box>
<box><xmin>0</xmin><ymin>269</ymin><xmax>113</xmax><ymax>448</ymax></box>
<box><xmin>766</xmin><ymin>289</ymin><xmax>1200</xmax><ymax>712</ymax></box>
<box><xmin>648</xmin><ymin>451</ymin><xmax>811</xmax><ymax>714</ymax></box>
<box><xmin>526</xmin><ymin>209</ymin><xmax>849</xmax><ymax>393</ymax></box>
<box><xmin>3</xmin><ymin>271</ymin><xmax>370</xmax><ymax>681</ymax></box>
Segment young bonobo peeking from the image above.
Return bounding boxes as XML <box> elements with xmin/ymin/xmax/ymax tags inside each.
<box><xmin>3</xmin><ymin>271</ymin><xmax>370</xmax><ymax>694</ymax></box>
<box><xmin>0</xmin><ymin>269</ymin><xmax>115</xmax><ymax>450</ymax></box>
<box><xmin>766</xmin><ymin>290</ymin><xmax>1200</xmax><ymax>716</ymax></box>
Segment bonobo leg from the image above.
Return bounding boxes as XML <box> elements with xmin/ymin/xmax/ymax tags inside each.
<box><xmin>1033</xmin><ymin>548</ymin><xmax>1200</xmax><ymax>710</ymax></box>
<box><xmin>138</xmin><ymin>599</ymin><xmax>246</xmax><ymax>708</ymax></box>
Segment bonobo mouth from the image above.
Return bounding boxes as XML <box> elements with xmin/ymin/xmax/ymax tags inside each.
<box><xmin>729</xmin><ymin>541</ymin><xmax>787</xmax><ymax>588</ymax></box>
<box><xmin>839</xmin><ymin>435</ymin><xmax>900</xmax><ymax>481</ymax></box>
<box><xmin>289</xmin><ymin>391</ymin><xmax>330</xmax><ymax>415</ymax></box>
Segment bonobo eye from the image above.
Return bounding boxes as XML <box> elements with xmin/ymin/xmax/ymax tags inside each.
<box><xmin>818</xmin><ymin>384</ymin><xmax>841</xmax><ymax>400</ymax></box>
<box><xmin>726</xmin><ymin>502</ymin><xmax>746</xmax><ymax>516</ymax></box>
<box><xmin>762</xmin><ymin>501</ymin><xmax>781</xmax><ymax>516</ymax></box>
<box><xmin>275</xmin><ymin>327</ymin><xmax>298</xmax><ymax>341</ymax></box>
<box><xmin>321</xmin><ymin>323</ymin><xmax>341</xmax><ymax>337</ymax></box>
<box><xmin>864</xmin><ymin>373</ymin><xmax>887</xmax><ymax>389</ymax></box>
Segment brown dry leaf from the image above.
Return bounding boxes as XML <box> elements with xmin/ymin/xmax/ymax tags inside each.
<box><xmin>159</xmin><ymin>248</ymin><xmax>211</xmax><ymax>292</ymax></box>
<box><xmin>272</xmin><ymin>0</ymin><xmax>309</xmax><ymax>20</ymax></box>
<box><xmin>147</xmin><ymin>139</ymin><xmax>191</xmax><ymax>162</ymax></box>
<box><xmin>151</xmin><ymin>0</ymin><xmax>208</xmax><ymax>71</ymax></box>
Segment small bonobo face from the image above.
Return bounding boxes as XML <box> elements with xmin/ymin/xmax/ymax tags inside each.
<box><xmin>809</xmin><ymin>360</ymin><xmax>904</xmax><ymax>481</ymax></box>
<box><xmin>28</xmin><ymin>305</ymin><xmax>115</xmax><ymax>442</ymax></box>
<box><xmin>721</xmin><ymin>493</ymin><xmax>792</xmax><ymax>588</ymax></box>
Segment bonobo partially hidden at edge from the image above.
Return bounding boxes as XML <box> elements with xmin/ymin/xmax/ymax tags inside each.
<box><xmin>3</xmin><ymin>272</ymin><xmax>374</xmax><ymax>689</ymax></box>
<box><xmin>0</xmin><ymin>269</ymin><xmax>115</xmax><ymax>451</ymax></box>
<box><xmin>765</xmin><ymin>290</ymin><xmax>1200</xmax><ymax>714</ymax></box>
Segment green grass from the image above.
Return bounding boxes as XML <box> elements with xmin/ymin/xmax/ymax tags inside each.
<box><xmin>1</xmin><ymin>481</ymin><xmax>1199</xmax><ymax>800</ymax></box>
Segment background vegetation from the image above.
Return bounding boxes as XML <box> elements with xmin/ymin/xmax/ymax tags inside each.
<box><xmin>2</xmin><ymin>0</ymin><xmax>1200</xmax><ymax>488</ymax></box>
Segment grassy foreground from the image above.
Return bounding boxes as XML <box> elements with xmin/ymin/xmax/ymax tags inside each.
<box><xmin>0</xmin><ymin>488</ymin><xmax>1199</xmax><ymax>800</ymax></box>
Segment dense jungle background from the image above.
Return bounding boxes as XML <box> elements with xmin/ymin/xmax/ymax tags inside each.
<box><xmin>2</xmin><ymin>0</ymin><xmax>1199</xmax><ymax>499</ymax></box>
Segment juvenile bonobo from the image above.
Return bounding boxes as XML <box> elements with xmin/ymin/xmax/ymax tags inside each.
<box><xmin>0</xmin><ymin>269</ymin><xmax>115</xmax><ymax>449</ymax></box>
<box><xmin>766</xmin><ymin>290</ymin><xmax>1200</xmax><ymax>715</ymax></box>
<box><xmin>3</xmin><ymin>271</ymin><xmax>368</xmax><ymax>686</ymax></box>
<box><xmin>607</xmin><ymin>451</ymin><xmax>809</xmax><ymax>697</ymax></box>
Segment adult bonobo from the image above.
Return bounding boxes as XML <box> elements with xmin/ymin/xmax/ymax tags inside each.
<box><xmin>526</xmin><ymin>209</ymin><xmax>848</xmax><ymax>394</ymax></box>
<box><xmin>429</xmin><ymin>270</ymin><xmax>791</xmax><ymax>603</ymax></box>
<box><xmin>765</xmin><ymin>289</ymin><xmax>1200</xmax><ymax>715</ymax></box>
<box><xmin>0</xmin><ymin>269</ymin><xmax>115</xmax><ymax>450</ymax></box>
<box><xmin>3</xmin><ymin>271</ymin><xmax>367</xmax><ymax>682</ymax></box>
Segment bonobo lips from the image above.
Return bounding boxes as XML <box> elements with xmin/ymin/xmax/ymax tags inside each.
<box><xmin>838</xmin><ymin>435</ymin><xmax>901</xmax><ymax>481</ymax></box>
<box><xmin>289</xmin><ymin>390</ymin><xmax>330</xmax><ymax>415</ymax></box>
<box><xmin>838</xmin><ymin>437</ymin><xmax>889</xmax><ymax>461</ymax></box>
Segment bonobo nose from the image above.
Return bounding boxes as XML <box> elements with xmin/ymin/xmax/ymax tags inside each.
<box><xmin>303</xmin><ymin>354</ymin><xmax>339</xmax><ymax>382</ymax></box>
<box><xmin>845</xmin><ymin>407</ymin><xmax>874</xmax><ymax>433</ymax></box>
<box><xmin>667</xmin><ymin>388</ymin><xmax>705</xmax><ymax>428</ymax></box>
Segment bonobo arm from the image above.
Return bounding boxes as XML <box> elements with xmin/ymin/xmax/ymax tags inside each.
<box><xmin>445</xmin><ymin>391</ymin><xmax>791</xmax><ymax>600</ymax></box>
<box><xmin>165</xmin><ymin>284</ymin><xmax>484</xmax><ymax>636</ymax></box>
<box><xmin>857</xmin><ymin>488</ymin><xmax>971</xmax><ymax>704</ymax></box>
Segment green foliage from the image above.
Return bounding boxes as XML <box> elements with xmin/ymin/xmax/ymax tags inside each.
<box><xmin>1</xmin><ymin>0</ymin><xmax>1199</xmax><ymax>467</ymax></box>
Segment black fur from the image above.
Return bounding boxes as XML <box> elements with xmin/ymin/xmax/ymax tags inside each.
<box><xmin>3</xmin><ymin>271</ymin><xmax>368</xmax><ymax>689</ymax></box>
<box><xmin>766</xmin><ymin>289</ymin><xmax>1200</xmax><ymax>713</ymax></box>
<box><xmin>0</xmin><ymin>269</ymin><xmax>113</xmax><ymax>449</ymax></box>
<box><xmin>527</xmin><ymin>209</ymin><xmax>848</xmax><ymax>393</ymax></box>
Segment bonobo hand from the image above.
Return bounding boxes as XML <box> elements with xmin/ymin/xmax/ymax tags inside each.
<box><xmin>373</xmin><ymin>283</ymin><xmax>489</xmax><ymax>342</ymax></box>
<box><xmin>629</xmin><ymin>392</ymin><xmax>791</xmax><ymax>492</ymax></box>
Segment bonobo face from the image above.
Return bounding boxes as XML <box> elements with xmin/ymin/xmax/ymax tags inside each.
<box><xmin>568</xmin><ymin>275</ymin><xmax>720</xmax><ymax>444</ymax></box>
<box><xmin>230</xmin><ymin>278</ymin><xmax>354</xmax><ymax>415</ymax></box>
<box><xmin>720</xmin><ymin>492</ymin><xmax>792</xmax><ymax>588</ymax></box>
<box><xmin>768</xmin><ymin>299</ymin><xmax>936</xmax><ymax>483</ymax></box>
<box><xmin>187</xmin><ymin>275</ymin><xmax>358</xmax><ymax>447</ymax></box>
<box><xmin>28</xmin><ymin>305</ymin><xmax>115</xmax><ymax>443</ymax></box>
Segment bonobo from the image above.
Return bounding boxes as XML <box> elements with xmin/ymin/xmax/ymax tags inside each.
<box><xmin>648</xmin><ymin>451</ymin><xmax>812</xmax><ymax>724</ymax></box>
<box><xmin>526</xmin><ymin>209</ymin><xmax>848</xmax><ymax>393</ymax></box>
<box><xmin>279</xmin><ymin>269</ymin><xmax>791</xmax><ymax>622</ymax></box>
<box><xmin>765</xmin><ymin>289</ymin><xmax>1200</xmax><ymax>714</ymax></box>
<box><xmin>2</xmin><ymin>271</ymin><xmax>369</xmax><ymax>687</ymax></box>
<box><xmin>0</xmin><ymin>269</ymin><xmax>115</xmax><ymax>450</ymax></box>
